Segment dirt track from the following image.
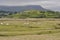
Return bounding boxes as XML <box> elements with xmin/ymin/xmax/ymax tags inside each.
<box><xmin>0</xmin><ymin>33</ymin><xmax>60</xmax><ymax>40</ymax></box>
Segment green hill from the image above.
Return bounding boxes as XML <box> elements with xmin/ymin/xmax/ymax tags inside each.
<box><xmin>0</xmin><ymin>10</ymin><xmax>60</xmax><ymax>18</ymax></box>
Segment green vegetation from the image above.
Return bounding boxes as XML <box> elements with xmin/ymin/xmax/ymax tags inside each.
<box><xmin>0</xmin><ymin>10</ymin><xmax>60</xmax><ymax>18</ymax></box>
<box><xmin>0</xmin><ymin>19</ymin><xmax>60</xmax><ymax>36</ymax></box>
<box><xmin>0</xmin><ymin>10</ymin><xmax>60</xmax><ymax>36</ymax></box>
<box><xmin>8</xmin><ymin>10</ymin><xmax>60</xmax><ymax>18</ymax></box>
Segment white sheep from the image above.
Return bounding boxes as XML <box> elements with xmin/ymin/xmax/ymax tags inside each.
<box><xmin>6</xmin><ymin>23</ymin><xmax>9</xmax><ymax>25</ymax></box>
<box><xmin>1</xmin><ymin>23</ymin><xmax>3</xmax><ymax>25</ymax></box>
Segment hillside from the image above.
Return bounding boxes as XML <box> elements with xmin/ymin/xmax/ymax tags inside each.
<box><xmin>0</xmin><ymin>5</ymin><xmax>46</xmax><ymax>12</ymax></box>
<box><xmin>0</xmin><ymin>10</ymin><xmax>60</xmax><ymax>18</ymax></box>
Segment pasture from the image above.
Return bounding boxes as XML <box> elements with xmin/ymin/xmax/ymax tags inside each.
<box><xmin>0</xmin><ymin>18</ymin><xmax>60</xmax><ymax>40</ymax></box>
<box><xmin>0</xmin><ymin>18</ymin><xmax>60</xmax><ymax>36</ymax></box>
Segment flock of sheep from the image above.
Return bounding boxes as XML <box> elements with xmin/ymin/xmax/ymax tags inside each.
<box><xmin>0</xmin><ymin>22</ymin><xmax>41</xmax><ymax>26</ymax></box>
<box><xmin>0</xmin><ymin>22</ymin><xmax>9</xmax><ymax>25</ymax></box>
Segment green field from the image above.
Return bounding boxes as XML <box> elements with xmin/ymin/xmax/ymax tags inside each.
<box><xmin>0</xmin><ymin>18</ymin><xmax>60</xmax><ymax>36</ymax></box>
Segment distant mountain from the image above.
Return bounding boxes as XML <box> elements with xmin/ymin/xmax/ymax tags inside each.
<box><xmin>0</xmin><ymin>5</ymin><xmax>46</xmax><ymax>12</ymax></box>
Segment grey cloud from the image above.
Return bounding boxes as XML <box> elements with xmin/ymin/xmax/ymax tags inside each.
<box><xmin>0</xmin><ymin>0</ymin><xmax>60</xmax><ymax>11</ymax></box>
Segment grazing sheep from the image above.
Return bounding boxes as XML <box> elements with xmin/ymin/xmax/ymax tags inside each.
<box><xmin>0</xmin><ymin>22</ymin><xmax>9</xmax><ymax>25</ymax></box>
<box><xmin>0</xmin><ymin>23</ymin><xmax>3</xmax><ymax>25</ymax></box>
<box><xmin>6</xmin><ymin>23</ymin><xmax>9</xmax><ymax>25</ymax></box>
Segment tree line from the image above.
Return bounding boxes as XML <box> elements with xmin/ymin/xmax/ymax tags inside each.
<box><xmin>0</xmin><ymin>10</ymin><xmax>60</xmax><ymax>18</ymax></box>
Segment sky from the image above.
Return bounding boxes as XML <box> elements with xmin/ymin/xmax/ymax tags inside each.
<box><xmin>0</xmin><ymin>0</ymin><xmax>60</xmax><ymax>11</ymax></box>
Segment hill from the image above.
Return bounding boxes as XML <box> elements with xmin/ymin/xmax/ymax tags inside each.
<box><xmin>0</xmin><ymin>5</ymin><xmax>46</xmax><ymax>12</ymax></box>
<box><xmin>0</xmin><ymin>10</ymin><xmax>59</xmax><ymax>18</ymax></box>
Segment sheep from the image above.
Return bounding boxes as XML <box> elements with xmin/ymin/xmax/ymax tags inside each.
<box><xmin>0</xmin><ymin>22</ymin><xmax>9</xmax><ymax>25</ymax></box>
<box><xmin>6</xmin><ymin>23</ymin><xmax>9</xmax><ymax>25</ymax></box>
<box><xmin>0</xmin><ymin>22</ymin><xmax>3</xmax><ymax>25</ymax></box>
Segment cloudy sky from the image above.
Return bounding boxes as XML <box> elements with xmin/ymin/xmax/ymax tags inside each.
<box><xmin>0</xmin><ymin>0</ymin><xmax>60</xmax><ymax>11</ymax></box>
